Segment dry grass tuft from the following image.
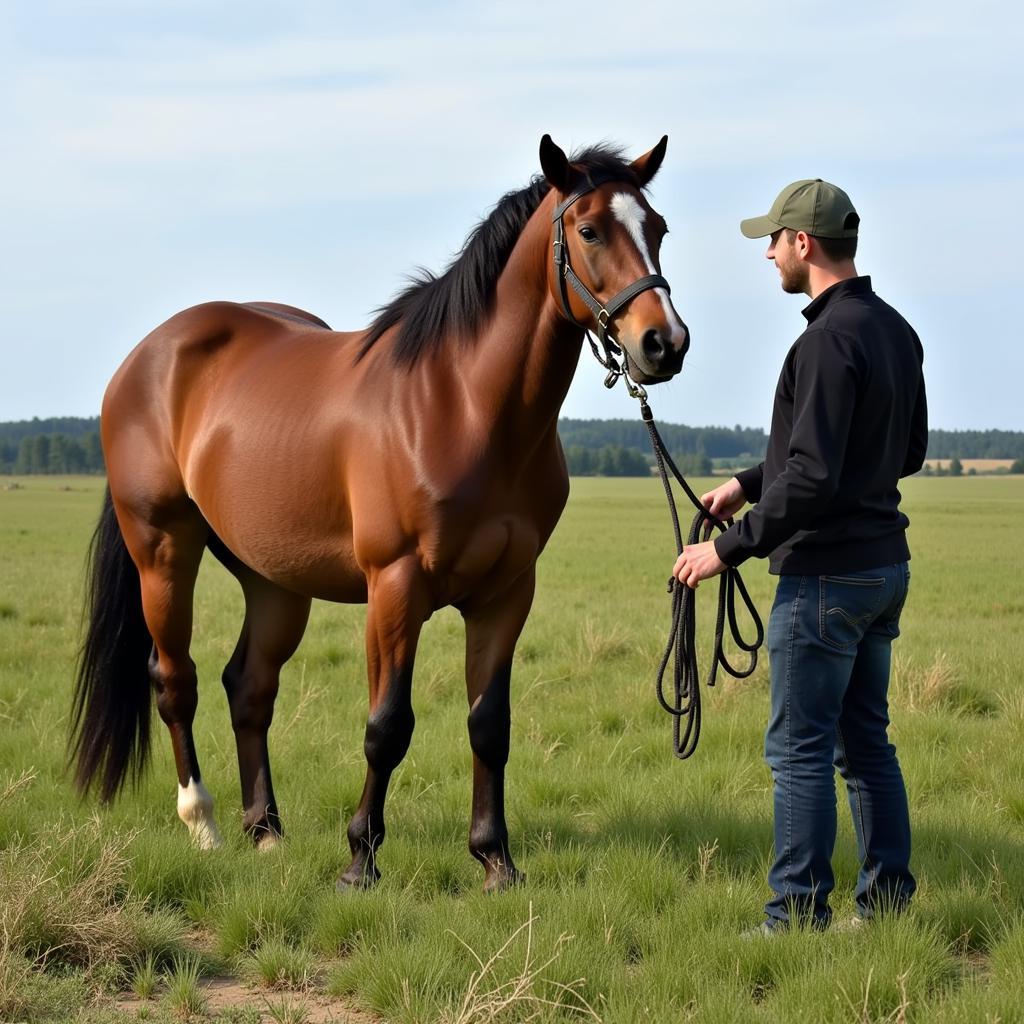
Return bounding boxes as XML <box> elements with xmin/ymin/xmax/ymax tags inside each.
<box><xmin>575</xmin><ymin>619</ymin><xmax>633</xmax><ymax>669</ymax></box>
<box><xmin>891</xmin><ymin>653</ymin><xmax>997</xmax><ymax>717</ymax></box>
<box><xmin>0</xmin><ymin>767</ymin><xmax>37</xmax><ymax>805</ymax></box>
<box><xmin>892</xmin><ymin>652</ymin><xmax>957</xmax><ymax>712</ymax></box>
<box><xmin>0</xmin><ymin>819</ymin><xmax>152</xmax><ymax>1019</ymax></box>
<box><xmin>438</xmin><ymin>903</ymin><xmax>601</xmax><ymax>1024</ymax></box>
<box><xmin>0</xmin><ymin>934</ymin><xmax>35</xmax><ymax>1023</ymax></box>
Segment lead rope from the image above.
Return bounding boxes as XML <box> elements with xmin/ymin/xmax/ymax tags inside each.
<box><xmin>586</xmin><ymin>330</ymin><xmax>765</xmax><ymax>759</ymax></box>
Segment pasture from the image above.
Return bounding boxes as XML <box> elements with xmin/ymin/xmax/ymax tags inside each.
<box><xmin>2</xmin><ymin>474</ymin><xmax>1023</xmax><ymax>1023</ymax></box>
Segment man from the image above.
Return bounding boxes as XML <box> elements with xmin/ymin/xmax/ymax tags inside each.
<box><xmin>673</xmin><ymin>179</ymin><xmax>927</xmax><ymax>932</ymax></box>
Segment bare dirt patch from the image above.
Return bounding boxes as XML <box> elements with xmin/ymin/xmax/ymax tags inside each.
<box><xmin>116</xmin><ymin>975</ymin><xmax>380</xmax><ymax>1023</ymax></box>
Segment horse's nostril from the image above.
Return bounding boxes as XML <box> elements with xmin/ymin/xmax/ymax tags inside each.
<box><xmin>642</xmin><ymin>329</ymin><xmax>667</xmax><ymax>364</ymax></box>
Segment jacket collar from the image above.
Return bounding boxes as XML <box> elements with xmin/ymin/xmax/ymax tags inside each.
<box><xmin>802</xmin><ymin>275</ymin><xmax>873</xmax><ymax>323</ymax></box>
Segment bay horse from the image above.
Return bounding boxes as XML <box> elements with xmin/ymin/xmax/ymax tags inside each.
<box><xmin>70</xmin><ymin>135</ymin><xmax>688</xmax><ymax>892</ymax></box>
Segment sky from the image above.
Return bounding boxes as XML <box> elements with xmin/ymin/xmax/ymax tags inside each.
<box><xmin>1</xmin><ymin>0</ymin><xmax>1021</xmax><ymax>431</ymax></box>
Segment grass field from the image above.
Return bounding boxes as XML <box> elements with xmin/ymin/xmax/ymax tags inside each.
<box><xmin>2</xmin><ymin>474</ymin><xmax>1024</xmax><ymax>1023</ymax></box>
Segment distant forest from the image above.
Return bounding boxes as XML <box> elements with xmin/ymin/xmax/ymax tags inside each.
<box><xmin>1</xmin><ymin>418</ymin><xmax>104</xmax><ymax>475</ymax></box>
<box><xmin>2</xmin><ymin>416</ymin><xmax>1024</xmax><ymax>476</ymax></box>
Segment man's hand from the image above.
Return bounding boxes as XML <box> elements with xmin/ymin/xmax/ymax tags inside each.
<box><xmin>700</xmin><ymin>476</ymin><xmax>747</xmax><ymax>523</ymax></box>
<box><xmin>671</xmin><ymin>477</ymin><xmax>746</xmax><ymax>589</ymax></box>
<box><xmin>673</xmin><ymin>540</ymin><xmax>727</xmax><ymax>589</ymax></box>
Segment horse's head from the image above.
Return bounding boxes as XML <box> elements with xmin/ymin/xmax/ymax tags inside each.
<box><xmin>541</xmin><ymin>135</ymin><xmax>689</xmax><ymax>385</ymax></box>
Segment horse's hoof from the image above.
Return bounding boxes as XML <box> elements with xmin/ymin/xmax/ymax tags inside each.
<box><xmin>483</xmin><ymin>866</ymin><xmax>524</xmax><ymax>894</ymax></box>
<box><xmin>255</xmin><ymin>831</ymin><xmax>282</xmax><ymax>852</ymax></box>
<box><xmin>336</xmin><ymin>863</ymin><xmax>380</xmax><ymax>892</ymax></box>
<box><xmin>178</xmin><ymin>779</ymin><xmax>222</xmax><ymax>850</ymax></box>
<box><xmin>191</xmin><ymin>827</ymin><xmax>223</xmax><ymax>851</ymax></box>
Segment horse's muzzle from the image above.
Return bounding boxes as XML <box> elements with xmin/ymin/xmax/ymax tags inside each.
<box><xmin>627</xmin><ymin>323</ymin><xmax>688</xmax><ymax>383</ymax></box>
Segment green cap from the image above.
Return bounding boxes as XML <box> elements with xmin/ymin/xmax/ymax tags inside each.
<box><xmin>740</xmin><ymin>179</ymin><xmax>859</xmax><ymax>239</ymax></box>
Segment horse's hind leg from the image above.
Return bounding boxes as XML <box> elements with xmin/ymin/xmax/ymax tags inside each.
<box><xmin>222</xmin><ymin>571</ymin><xmax>311</xmax><ymax>848</ymax></box>
<box><xmin>338</xmin><ymin>558</ymin><xmax>431</xmax><ymax>890</ymax></box>
<box><xmin>115</xmin><ymin>499</ymin><xmax>222</xmax><ymax>848</ymax></box>
<box><xmin>461</xmin><ymin>567</ymin><xmax>535</xmax><ymax>892</ymax></box>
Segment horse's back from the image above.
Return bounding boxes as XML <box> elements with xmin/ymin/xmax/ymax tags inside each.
<box><xmin>107</xmin><ymin>301</ymin><xmax>360</xmax><ymax>414</ymax></box>
<box><xmin>241</xmin><ymin>302</ymin><xmax>332</xmax><ymax>330</ymax></box>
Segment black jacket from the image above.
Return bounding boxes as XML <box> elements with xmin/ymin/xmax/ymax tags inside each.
<box><xmin>715</xmin><ymin>276</ymin><xmax>927</xmax><ymax>575</ymax></box>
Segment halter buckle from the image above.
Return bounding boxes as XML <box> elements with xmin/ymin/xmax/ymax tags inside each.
<box><xmin>597</xmin><ymin>309</ymin><xmax>610</xmax><ymax>329</ymax></box>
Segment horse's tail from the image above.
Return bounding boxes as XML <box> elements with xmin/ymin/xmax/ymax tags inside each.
<box><xmin>69</xmin><ymin>486</ymin><xmax>153</xmax><ymax>802</ymax></box>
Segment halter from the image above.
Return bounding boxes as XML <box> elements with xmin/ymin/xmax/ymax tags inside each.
<box><xmin>551</xmin><ymin>173</ymin><xmax>672</xmax><ymax>396</ymax></box>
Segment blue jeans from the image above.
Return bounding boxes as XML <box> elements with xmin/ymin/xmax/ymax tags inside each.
<box><xmin>764</xmin><ymin>563</ymin><xmax>916</xmax><ymax>927</ymax></box>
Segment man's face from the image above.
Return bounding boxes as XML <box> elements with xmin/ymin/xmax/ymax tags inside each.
<box><xmin>766</xmin><ymin>228</ymin><xmax>810</xmax><ymax>295</ymax></box>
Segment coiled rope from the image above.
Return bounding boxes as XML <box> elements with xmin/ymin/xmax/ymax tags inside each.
<box><xmin>639</xmin><ymin>400</ymin><xmax>765</xmax><ymax>759</ymax></box>
<box><xmin>577</xmin><ymin>324</ymin><xmax>765</xmax><ymax>759</ymax></box>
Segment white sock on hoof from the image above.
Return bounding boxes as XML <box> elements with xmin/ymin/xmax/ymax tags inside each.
<box><xmin>177</xmin><ymin>777</ymin><xmax>223</xmax><ymax>850</ymax></box>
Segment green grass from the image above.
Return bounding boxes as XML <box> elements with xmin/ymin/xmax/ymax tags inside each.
<box><xmin>241</xmin><ymin>938</ymin><xmax>314</xmax><ymax>989</ymax></box>
<box><xmin>164</xmin><ymin>953</ymin><xmax>206</xmax><ymax>1019</ymax></box>
<box><xmin>131</xmin><ymin>952</ymin><xmax>159</xmax><ymax>1000</ymax></box>
<box><xmin>1</xmin><ymin>474</ymin><xmax>1024</xmax><ymax>1022</ymax></box>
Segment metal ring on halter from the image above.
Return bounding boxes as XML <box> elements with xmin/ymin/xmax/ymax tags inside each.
<box><xmin>624</xmin><ymin>376</ymin><xmax>648</xmax><ymax>402</ymax></box>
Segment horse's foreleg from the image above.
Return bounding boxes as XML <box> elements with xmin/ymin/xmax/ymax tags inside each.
<box><xmin>222</xmin><ymin>575</ymin><xmax>311</xmax><ymax>849</ymax></box>
<box><xmin>462</xmin><ymin>567</ymin><xmax>535</xmax><ymax>892</ymax></box>
<box><xmin>338</xmin><ymin>558</ymin><xmax>430</xmax><ymax>890</ymax></box>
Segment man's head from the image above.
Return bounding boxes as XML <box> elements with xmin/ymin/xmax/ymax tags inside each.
<box><xmin>741</xmin><ymin>179</ymin><xmax>859</xmax><ymax>297</ymax></box>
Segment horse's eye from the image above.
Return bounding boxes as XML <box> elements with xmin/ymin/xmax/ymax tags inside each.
<box><xmin>578</xmin><ymin>225</ymin><xmax>598</xmax><ymax>243</ymax></box>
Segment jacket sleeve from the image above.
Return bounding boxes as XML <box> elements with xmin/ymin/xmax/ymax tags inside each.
<box><xmin>900</xmin><ymin>373</ymin><xmax>928</xmax><ymax>477</ymax></box>
<box><xmin>735</xmin><ymin>463</ymin><xmax>764</xmax><ymax>502</ymax></box>
<box><xmin>715</xmin><ymin>330</ymin><xmax>861</xmax><ymax>567</ymax></box>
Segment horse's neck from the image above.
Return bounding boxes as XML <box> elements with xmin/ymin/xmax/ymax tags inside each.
<box><xmin>461</xmin><ymin>206</ymin><xmax>584</xmax><ymax>456</ymax></box>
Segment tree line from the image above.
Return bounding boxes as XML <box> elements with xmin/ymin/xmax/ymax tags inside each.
<box><xmin>925</xmin><ymin>429</ymin><xmax>1024</xmax><ymax>459</ymax></box>
<box><xmin>558</xmin><ymin>418</ymin><xmax>767</xmax><ymax>459</ymax></box>
<box><xmin>1</xmin><ymin>432</ymin><xmax>105</xmax><ymax>475</ymax></box>
<box><xmin>3</xmin><ymin>417</ymin><xmax>1024</xmax><ymax>476</ymax></box>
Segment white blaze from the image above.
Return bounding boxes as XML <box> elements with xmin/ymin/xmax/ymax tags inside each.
<box><xmin>609</xmin><ymin>192</ymin><xmax>686</xmax><ymax>346</ymax></box>
<box><xmin>177</xmin><ymin>777</ymin><xmax>223</xmax><ymax>850</ymax></box>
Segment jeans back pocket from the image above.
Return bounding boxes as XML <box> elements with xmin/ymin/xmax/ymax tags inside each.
<box><xmin>818</xmin><ymin>574</ymin><xmax>887</xmax><ymax>650</ymax></box>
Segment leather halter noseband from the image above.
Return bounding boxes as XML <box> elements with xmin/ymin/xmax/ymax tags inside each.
<box><xmin>551</xmin><ymin>173</ymin><xmax>672</xmax><ymax>382</ymax></box>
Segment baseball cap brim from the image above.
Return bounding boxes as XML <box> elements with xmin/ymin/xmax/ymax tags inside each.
<box><xmin>739</xmin><ymin>215</ymin><xmax>783</xmax><ymax>239</ymax></box>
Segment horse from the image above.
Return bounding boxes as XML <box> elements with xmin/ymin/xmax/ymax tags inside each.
<box><xmin>70</xmin><ymin>135</ymin><xmax>689</xmax><ymax>892</ymax></box>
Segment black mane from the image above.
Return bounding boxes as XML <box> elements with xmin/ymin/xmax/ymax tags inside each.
<box><xmin>358</xmin><ymin>144</ymin><xmax>639</xmax><ymax>365</ymax></box>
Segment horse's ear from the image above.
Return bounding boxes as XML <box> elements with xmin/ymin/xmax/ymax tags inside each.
<box><xmin>539</xmin><ymin>134</ymin><xmax>572</xmax><ymax>192</ymax></box>
<box><xmin>630</xmin><ymin>135</ymin><xmax>668</xmax><ymax>187</ymax></box>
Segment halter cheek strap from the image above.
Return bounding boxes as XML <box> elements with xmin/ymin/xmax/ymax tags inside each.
<box><xmin>551</xmin><ymin>175</ymin><xmax>672</xmax><ymax>360</ymax></box>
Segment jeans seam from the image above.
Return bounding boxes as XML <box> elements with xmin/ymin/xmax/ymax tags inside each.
<box><xmin>781</xmin><ymin>575</ymin><xmax>804</xmax><ymax>903</ymax></box>
<box><xmin>836</xmin><ymin>720</ymin><xmax>869</xmax><ymax>879</ymax></box>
